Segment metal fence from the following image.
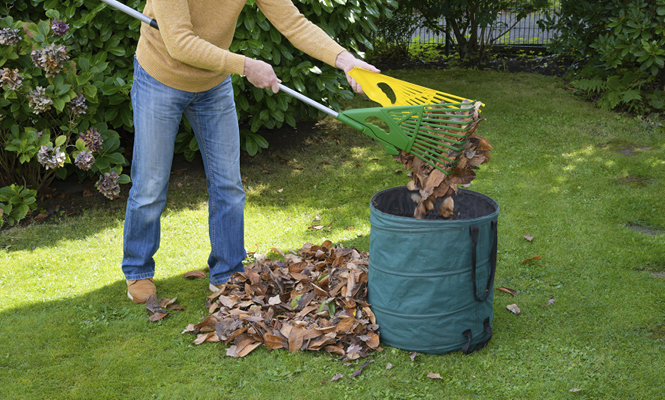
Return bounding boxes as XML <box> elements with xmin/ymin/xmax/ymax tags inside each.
<box><xmin>412</xmin><ymin>9</ymin><xmax>556</xmax><ymax>47</ymax></box>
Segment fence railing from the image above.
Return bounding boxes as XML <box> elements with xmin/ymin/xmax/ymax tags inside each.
<box><xmin>412</xmin><ymin>9</ymin><xmax>556</xmax><ymax>47</ymax></box>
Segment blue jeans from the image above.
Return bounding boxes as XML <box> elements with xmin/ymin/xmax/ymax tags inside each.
<box><xmin>122</xmin><ymin>58</ymin><xmax>246</xmax><ymax>285</ymax></box>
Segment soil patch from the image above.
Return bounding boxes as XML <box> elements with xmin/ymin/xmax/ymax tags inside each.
<box><xmin>626</xmin><ymin>222</ymin><xmax>664</xmax><ymax>236</ymax></box>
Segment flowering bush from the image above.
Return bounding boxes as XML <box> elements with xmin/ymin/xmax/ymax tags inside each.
<box><xmin>0</xmin><ymin>12</ymin><xmax>129</xmax><ymax>227</ymax></box>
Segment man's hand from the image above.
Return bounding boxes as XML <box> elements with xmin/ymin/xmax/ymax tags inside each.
<box><xmin>244</xmin><ymin>58</ymin><xmax>280</xmax><ymax>93</ymax></box>
<box><xmin>335</xmin><ymin>50</ymin><xmax>380</xmax><ymax>94</ymax></box>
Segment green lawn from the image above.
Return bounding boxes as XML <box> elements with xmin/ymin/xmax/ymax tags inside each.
<box><xmin>1</xmin><ymin>69</ymin><xmax>664</xmax><ymax>399</ymax></box>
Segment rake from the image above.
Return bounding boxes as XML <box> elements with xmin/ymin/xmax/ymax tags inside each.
<box><xmin>100</xmin><ymin>0</ymin><xmax>482</xmax><ymax>174</ymax></box>
<box><xmin>348</xmin><ymin>66</ymin><xmax>485</xmax><ymax>109</ymax></box>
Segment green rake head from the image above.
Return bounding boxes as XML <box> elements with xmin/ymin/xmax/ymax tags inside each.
<box><xmin>337</xmin><ymin>101</ymin><xmax>482</xmax><ymax>175</ymax></box>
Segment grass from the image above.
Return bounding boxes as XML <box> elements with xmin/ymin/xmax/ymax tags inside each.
<box><xmin>1</xmin><ymin>69</ymin><xmax>665</xmax><ymax>399</ymax></box>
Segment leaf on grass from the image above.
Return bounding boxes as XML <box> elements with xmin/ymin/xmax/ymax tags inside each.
<box><xmin>386</xmin><ymin>363</ymin><xmax>393</xmax><ymax>370</ymax></box>
<box><xmin>351</xmin><ymin>360</ymin><xmax>369</xmax><ymax>378</ymax></box>
<box><xmin>181</xmin><ymin>324</ymin><xmax>196</xmax><ymax>334</ymax></box>
<box><xmin>522</xmin><ymin>255</ymin><xmax>541</xmax><ymax>264</ymax></box>
<box><xmin>308</xmin><ymin>225</ymin><xmax>324</xmax><ymax>230</ymax></box>
<box><xmin>330</xmin><ymin>373</ymin><xmax>343</xmax><ymax>382</ymax></box>
<box><xmin>497</xmin><ymin>287</ymin><xmax>517</xmax><ymax>296</ymax></box>
<box><xmin>321</xmin><ymin>160</ymin><xmax>332</xmax><ymax>165</ymax></box>
<box><xmin>409</xmin><ymin>352</ymin><xmax>418</xmax><ymax>362</ymax></box>
<box><xmin>170</xmin><ymin>304</ymin><xmax>185</xmax><ymax>310</ymax></box>
<box><xmin>292</xmin><ymin>165</ymin><xmax>304</xmax><ymax>170</ymax></box>
<box><xmin>184</xmin><ymin>270</ymin><xmax>206</xmax><ymax>279</ymax></box>
<box><xmin>159</xmin><ymin>297</ymin><xmax>177</xmax><ymax>309</ymax></box>
<box><xmin>524</xmin><ymin>234</ymin><xmax>534</xmax><ymax>242</ymax></box>
<box><xmin>506</xmin><ymin>304</ymin><xmax>521</xmax><ymax>315</ymax></box>
<box><xmin>569</xmin><ymin>388</ymin><xmax>583</xmax><ymax>392</ymax></box>
<box><xmin>149</xmin><ymin>312</ymin><xmax>168</xmax><ymax>322</ymax></box>
<box><xmin>427</xmin><ymin>372</ymin><xmax>443</xmax><ymax>379</ymax></box>
<box><xmin>277</xmin><ymin>188</ymin><xmax>284</xmax><ymax>193</ymax></box>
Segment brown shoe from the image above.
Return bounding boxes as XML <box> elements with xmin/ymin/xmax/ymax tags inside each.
<box><xmin>127</xmin><ymin>278</ymin><xmax>156</xmax><ymax>304</ymax></box>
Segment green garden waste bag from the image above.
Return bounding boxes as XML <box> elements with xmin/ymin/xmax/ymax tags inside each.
<box><xmin>368</xmin><ymin>187</ymin><xmax>499</xmax><ymax>354</ymax></box>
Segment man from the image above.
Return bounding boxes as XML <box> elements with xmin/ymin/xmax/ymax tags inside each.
<box><xmin>123</xmin><ymin>0</ymin><xmax>379</xmax><ymax>303</ymax></box>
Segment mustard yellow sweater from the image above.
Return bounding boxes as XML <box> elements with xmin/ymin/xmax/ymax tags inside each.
<box><xmin>136</xmin><ymin>0</ymin><xmax>346</xmax><ymax>92</ymax></box>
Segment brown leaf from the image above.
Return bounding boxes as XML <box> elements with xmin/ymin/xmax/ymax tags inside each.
<box><xmin>288</xmin><ymin>325</ymin><xmax>305</xmax><ymax>354</ymax></box>
<box><xmin>169</xmin><ymin>304</ymin><xmax>185</xmax><ymax>310</ymax></box>
<box><xmin>522</xmin><ymin>255</ymin><xmax>541</xmax><ymax>264</ymax></box>
<box><xmin>159</xmin><ymin>297</ymin><xmax>177</xmax><ymax>309</ymax></box>
<box><xmin>261</xmin><ymin>169</ymin><xmax>270</xmax><ymax>174</ymax></box>
<box><xmin>351</xmin><ymin>360</ymin><xmax>369</xmax><ymax>378</ymax></box>
<box><xmin>496</xmin><ymin>287</ymin><xmax>517</xmax><ymax>296</ymax></box>
<box><xmin>321</xmin><ymin>160</ymin><xmax>332</xmax><ymax>165</ymax></box>
<box><xmin>264</xmin><ymin>333</ymin><xmax>286</xmax><ymax>349</ymax></box>
<box><xmin>34</xmin><ymin>213</ymin><xmax>49</xmax><ymax>222</ymax></box>
<box><xmin>506</xmin><ymin>304</ymin><xmax>521</xmax><ymax>315</ymax></box>
<box><xmin>149</xmin><ymin>312</ymin><xmax>168</xmax><ymax>322</ymax></box>
<box><xmin>438</xmin><ymin>196</ymin><xmax>454</xmax><ymax>218</ymax></box>
<box><xmin>409</xmin><ymin>352</ymin><xmax>418</xmax><ymax>362</ymax></box>
<box><xmin>330</xmin><ymin>373</ymin><xmax>343</xmax><ymax>382</ymax></box>
<box><xmin>308</xmin><ymin>225</ymin><xmax>324</xmax><ymax>230</ymax></box>
<box><xmin>82</xmin><ymin>188</ymin><xmax>94</xmax><ymax>197</ymax></box>
<box><xmin>236</xmin><ymin>342</ymin><xmax>261</xmax><ymax>358</ymax></box>
<box><xmin>145</xmin><ymin>295</ymin><xmax>164</xmax><ymax>314</ymax></box>
<box><xmin>184</xmin><ymin>270</ymin><xmax>206</xmax><ymax>279</ymax></box>
<box><xmin>292</xmin><ymin>165</ymin><xmax>304</xmax><ymax>170</ymax></box>
<box><xmin>427</xmin><ymin>372</ymin><xmax>443</xmax><ymax>379</ymax></box>
<box><xmin>524</xmin><ymin>234</ymin><xmax>534</xmax><ymax>242</ymax></box>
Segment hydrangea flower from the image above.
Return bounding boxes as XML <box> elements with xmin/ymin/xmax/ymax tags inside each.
<box><xmin>51</xmin><ymin>19</ymin><xmax>69</xmax><ymax>36</ymax></box>
<box><xmin>0</xmin><ymin>28</ymin><xmax>21</xmax><ymax>46</ymax></box>
<box><xmin>80</xmin><ymin>128</ymin><xmax>103</xmax><ymax>152</ymax></box>
<box><xmin>97</xmin><ymin>172</ymin><xmax>120</xmax><ymax>199</ymax></box>
<box><xmin>0</xmin><ymin>68</ymin><xmax>22</xmax><ymax>90</ymax></box>
<box><xmin>27</xmin><ymin>86</ymin><xmax>52</xmax><ymax>114</ymax></box>
<box><xmin>68</xmin><ymin>93</ymin><xmax>87</xmax><ymax>116</ymax></box>
<box><xmin>74</xmin><ymin>150</ymin><xmax>95</xmax><ymax>170</ymax></box>
<box><xmin>31</xmin><ymin>44</ymin><xmax>69</xmax><ymax>77</ymax></box>
<box><xmin>37</xmin><ymin>145</ymin><xmax>65</xmax><ymax>170</ymax></box>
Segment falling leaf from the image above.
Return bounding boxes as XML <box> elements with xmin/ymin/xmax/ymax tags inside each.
<box><xmin>569</xmin><ymin>388</ymin><xmax>583</xmax><ymax>392</ymax></box>
<box><xmin>522</xmin><ymin>255</ymin><xmax>541</xmax><ymax>264</ymax></box>
<box><xmin>497</xmin><ymin>287</ymin><xmax>517</xmax><ymax>296</ymax></box>
<box><xmin>427</xmin><ymin>372</ymin><xmax>443</xmax><ymax>379</ymax></box>
<box><xmin>330</xmin><ymin>373</ymin><xmax>343</xmax><ymax>382</ymax></box>
<box><xmin>438</xmin><ymin>196</ymin><xmax>454</xmax><ymax>218</ymax></box>
<box><xmin>506</xmin><ymin>304</ymin><xmax>521</xmax><ymax>315</ymax></box>
<box><xmin>184</xmin><ymin>270</ymin><xmax>206</xmax><ymax>279</ymax></box>
<box><xmin>386</xmin><ymin>363</ymin><xmax>393</xmax><ymax>370</ymax></box>
<box><xmin>409</xmin><ymin>352</ymin><xmax>418</xmax><ymax>362</ymax></box>
<box><xmin>524</xmin><ymin>234</ymin><xmax>534</xmax><ymax>242</ymax></box>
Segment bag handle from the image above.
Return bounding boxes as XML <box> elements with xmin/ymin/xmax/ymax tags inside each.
<box><xmin>461</xmin><ymin>317</ymin><xmax>493</xmax><ymax>354</ymax></box>
<box><xmin>469</xmin><ymin>220</ymin><xmax>497</xmax><ymax>302</ymax></box>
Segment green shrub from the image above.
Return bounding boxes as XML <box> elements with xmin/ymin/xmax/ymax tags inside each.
<box><xmin>539</xmin><ymin>0</ymin><xmax>665</xmax><ymax>113</ymax></box>
<box><xmin>3</xmin><ymin>0</ymin><xmax>392</xmax><ymax>162</ymax></box>
<box><xmin>0</xmin><ymin>13</ymin><xmax>129</xmax><ymax>227</ymax></box>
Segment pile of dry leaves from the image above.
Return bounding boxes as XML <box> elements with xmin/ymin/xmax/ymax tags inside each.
<box><xmin>180</xmin><ymin>241</ymin><xmax>380</xmax><ymax>360</ymax></box>
<box><xmin>394</xmin><ymin>100</ymin><xmax>493</xmax><ymax>219</ymax></box>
